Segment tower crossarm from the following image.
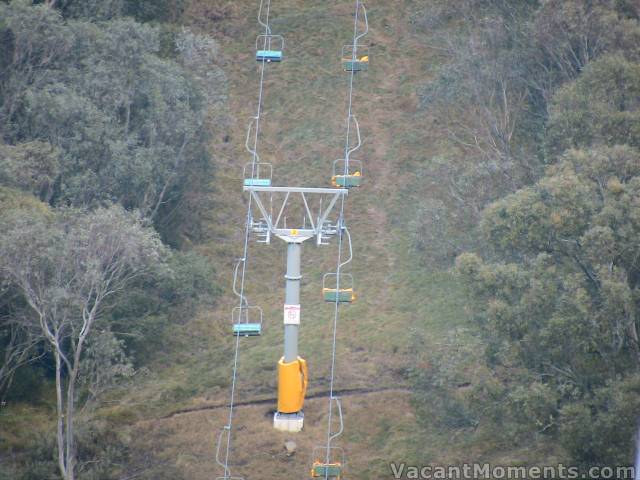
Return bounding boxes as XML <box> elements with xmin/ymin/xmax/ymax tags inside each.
<box><xmin>244</xmin><ymin>186</ymin><xmax>348</xmax><ymax>243</ymax></box>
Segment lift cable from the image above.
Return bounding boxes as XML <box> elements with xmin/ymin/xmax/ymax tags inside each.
<box><xmin>322</xmin><ymin>0</ymin><xmax>368</xmax><ymax>472</ymax></box>
<box><xmin>216</xmin><ymin>1</ymin><xmax>274</xmax><ymax>478</ymax></box>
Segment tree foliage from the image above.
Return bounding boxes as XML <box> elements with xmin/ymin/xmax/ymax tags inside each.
<box><xmin>0</xmin><ymin>0</ymin><xmax>218</xmax><ymax>244</ymax></box>
<box><xmin>412</xmin><ymin>0</ymin><xmax>640</xmax><ymax>266</ymax></box>
<box><xmin>0</xmin><ymin>205</ymin><xmax>165</xmax><ymax>479</ymax></box>
<box><xmin>412</xmin><ymin>0</ymin><xmax>640</xmax><ymax>467</ymax></box>
<box><xmin>0</xmin><ymin>1</ymin><xmax>222</xmax><ymax>476</ymax></box>
<box><xmin>547</xmin><ymin>56</ymin><xmax>640</xmax><ymax>154</ymax></box>
<box><xmin>422</xmin><ymin>145</ymin><xmax>640</xmax><ymax>466</ymax></box>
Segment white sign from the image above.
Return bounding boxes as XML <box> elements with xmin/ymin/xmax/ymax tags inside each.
<box><xmin>284</xmin><ymin>304</ymin><xmax>301</xmax><ymax>325</ymax></box>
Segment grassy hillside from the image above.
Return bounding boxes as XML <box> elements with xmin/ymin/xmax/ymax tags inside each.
<box><xmin>114</xmin><ymin>1</ymin><xmax>501</xmax><ymax>478</ymax></box>
<box><xmin>118</xmin><ymin>1</ymin><xmax>473</xmax><ymax>478</ymax></box>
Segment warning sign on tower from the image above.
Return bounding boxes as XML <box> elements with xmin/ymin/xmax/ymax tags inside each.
<box><xmin>284</xmin><ymin>304</ymin><xmax>301</xmax><ymax>325</ymax></box>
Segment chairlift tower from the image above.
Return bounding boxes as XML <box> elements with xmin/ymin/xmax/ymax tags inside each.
<box><xmin>244</xmin><ymin>184</ymin><xmax>348</xmax><ymax>432</ymax></box>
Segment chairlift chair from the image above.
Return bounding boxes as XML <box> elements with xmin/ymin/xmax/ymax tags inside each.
<box><xmin>322</xmin><ymin>273</ymin><xmax>355</xmax><ymax>303</ymax></box>
<box><xmin>332</xmin><ymin>159</ymin><xmax>363</xmax><ymax>188</ymax></box>
<box><xmin>310</xmin><ymin>446</ymin><xmax>344</xmax><ymax>479</ymax></box>
<box><xmin>256</xmin><ymin>34</ymin><xmax>284</xmax><ymax>62</ymax></box>
<box><xmin>243</xmin><ymin>162</ymin><xmax>273</xmax><ymax>187</ymax></box>
<box><xmin>341</xmin><ymin>45</ymin><xmax>369</xmax><ymax>72</ymax></box>
<box><xmin>231</xmin><ymin>306</ymin><xmax>264</xmax><ymax>337</ymax></box>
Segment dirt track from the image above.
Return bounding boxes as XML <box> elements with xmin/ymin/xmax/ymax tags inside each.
<box><xmin>160</xmin><ymin>386</ymin><xmax>411</xmax><ymax>419</ymax></box>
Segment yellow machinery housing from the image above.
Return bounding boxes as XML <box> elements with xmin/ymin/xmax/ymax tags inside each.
<box><xmin>278</xmin><ymin>356</ymin><xmax>308</xmax><ymax>413</ymax></box>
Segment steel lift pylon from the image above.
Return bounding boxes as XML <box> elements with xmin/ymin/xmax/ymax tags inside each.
<box><xmin>244</xmin><ymin>185</ymin><xmax>347</xmax><ymax>432</ymax></box>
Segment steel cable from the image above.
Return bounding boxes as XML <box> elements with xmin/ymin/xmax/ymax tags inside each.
<box><xmin>323</xmin><ymin>1</ymin><xmax>367</xmax><ymax>475</ymax></box>
<box><xmin>218</xmin><ymin>1</ymin><xmax>273</xmax><ymax>478</ymax></box>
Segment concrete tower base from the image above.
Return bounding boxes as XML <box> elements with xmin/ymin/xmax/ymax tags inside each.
<box><xmin>273</xmin><ymin>412</ymin><xmax>304</xmax><ymax>433</ymax></box>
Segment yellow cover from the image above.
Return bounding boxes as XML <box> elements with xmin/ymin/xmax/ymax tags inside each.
<box><xmin>277</xmin><ymin>356</ymin><xmax>308</xmax><ymax>413</ymax></box>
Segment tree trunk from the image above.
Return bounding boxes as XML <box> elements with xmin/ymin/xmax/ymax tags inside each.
<box><xmin>63</xmin><ymin>313</ymin><xmax>93</xmax><ymax>480</ymax></box>
<box><xmin>54</xmin><ymin>349</ymin><xmax>68</xmax><ymax>480</ymax></box>
<box><xmin>65</xmin><ymin>365</ymin><xmax>77</xmax><ymax>480</ymax></box>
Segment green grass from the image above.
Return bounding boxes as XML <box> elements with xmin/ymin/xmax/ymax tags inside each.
<box><xmin>126</xmin><ymin>1</ymin><xmax>474</xmax><ymax>476</ymax></box>
<box><xmin>116</xmin><ymin>2</ymin><xmax>466</xmax><ymax>475</ymax></box>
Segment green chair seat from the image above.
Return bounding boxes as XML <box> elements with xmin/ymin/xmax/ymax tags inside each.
<box><xmin>333</xmin><ymin>174</ymin><xmax>362</xmax><ymax>187</ymax></box>
<box><xmin>342</xmin><ymin>60</ymin><xmax>368</xmax><ymax>72</ymax></box>
<box><xmin>312</xmin><ymin>463</ymin><xmax>342</xmax><ymax>478</ymax></box>
<box><xmin>323</xmin><ymin>289</ymin><xmax>354</xmax><ymax>303</ymax></box>
<box><xmin>233</xmin><ymin>323</ymin><xmax>262</xmax><ymax>336</ymax></box>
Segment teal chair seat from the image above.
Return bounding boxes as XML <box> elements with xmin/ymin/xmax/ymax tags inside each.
<box><xmin>244</xmin><ymin>178</ymin><xmax>272</xmax><ymax>187</ymax></box>
<box><xmin>233</xmin><ymin>323</ymin><xmax>262</xmax><ymax>336</ymax></box>
<box><xmin>256</xmin><ymin>50</ymin><xmax>282</xmax><ymax>62</ymax></box>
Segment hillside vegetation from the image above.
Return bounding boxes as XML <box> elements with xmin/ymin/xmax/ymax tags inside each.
<box><xmin>0</xmin><ymin>0</ymin><xmax>639</xmax><ymax>479</ymax></box>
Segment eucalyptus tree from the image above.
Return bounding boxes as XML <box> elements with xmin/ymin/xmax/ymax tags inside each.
<box><xmin>455</xmin><ymin>144</ymin><xmax>640</xmax><ymax>464</ymax></box>
<box><xmin>546</xmin><ymin>55</ymin><xmax>640</xmax><ymax>155</ymax></box>
<box><xmin>0</xmin><ymin>1</ymin><xmax>216</xmax><ymax>243</ymax></box>
<box><xmin>0</xmin><ymin>205</ymin><xmax>165</xmax><ymax>480</ymax></box>
<box><xmin>411</xmin><ymin>0</ymin><xmax>640</xmax><ymax>267</ymax></box>
<box><xmin>0</xmin><ymin>141</ymin><xmax>61</xmax><ymax>203</ymax></box>
<box><xmin>0</xmin><ymin>188</ymin><xmax>51</xmax><ymax>401</ymax></box>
